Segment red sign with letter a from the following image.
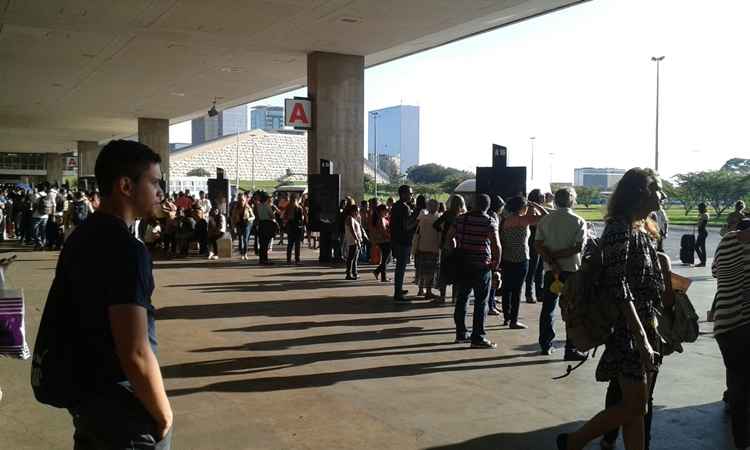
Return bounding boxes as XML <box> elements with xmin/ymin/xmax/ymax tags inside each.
<box><xmin>284</xmin><ymin>98</ymin><xmax>312</xmax><ymax>129</ymax></box>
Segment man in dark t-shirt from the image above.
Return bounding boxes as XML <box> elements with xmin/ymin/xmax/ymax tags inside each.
<box><xmin>41</xmin><ymin>140</ymin><xmax>173</xmax><ymax>449</ymax></box>
<box><xmin>390</xmin><ymin>185</ymin><xmax>416</xmax><ymax>301</ymax></box>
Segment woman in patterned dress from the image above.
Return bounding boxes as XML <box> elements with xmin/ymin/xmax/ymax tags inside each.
<box><xmin>558</xmin><ymin>168</ymin><xmax>667</xmax><ymax>450</ymax></box>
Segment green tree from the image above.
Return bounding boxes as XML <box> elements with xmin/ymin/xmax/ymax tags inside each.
<box><xmin>407</xmin><ymin>163</ymin><xmax>474</xmax><ymax>184</ymax></box>
<box><xmin>674</xmin><ymin>170</ymin><xmax>750</xmax><ymax>217</ymax></box>
<box><xmin>186</xmin><ymin>167</ymin><xmax>211</xmax><ymax>177</ymax></box>
<box><xmin>573</xmin><ymin>186</ymin><xmax>600</xmax><ymax>208</ymax></box>
<box><xmin>721</xmin><ymin>158</ymin><xmax>750</xmax><ymax>174</ymax></box>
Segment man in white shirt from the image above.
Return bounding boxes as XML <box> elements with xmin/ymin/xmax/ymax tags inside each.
<box><xmin>197</xmin><ymin>191</ymin><xmax>212</xmax><ymax>213</ymax></box>
<box><xmin>534</xmin><ymin>188</ymin><xmax>588</xmax><ymax>361</ymax></box>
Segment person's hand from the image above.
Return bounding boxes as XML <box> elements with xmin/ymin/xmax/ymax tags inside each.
<box><xmin>155</xmin><ymin>409</ymin><xmax>173</xmax><ymax>441</ymax></box>
<box><xmin>639</xmin><ymin>342</ymin><xmax>657</xmax><ymax>372</ymax></box>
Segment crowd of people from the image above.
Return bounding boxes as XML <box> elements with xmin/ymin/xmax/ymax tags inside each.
<box><xmin>16</xmin><ymin>139</ymin><xmax>749</xmax><ymax>450</ymax></box>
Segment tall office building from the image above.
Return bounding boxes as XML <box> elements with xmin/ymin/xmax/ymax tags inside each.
<box><xmin>192</xmin><ymin>115</ymin><xmax>222</xmax><ymax>145</ymax></box>
<box><xmin>367</xmin><ymin>105</ymin><xmax>419</xmax><ymax>174</ymax></box>
<box><xmin>250</xmin><ymin>106</ymin><xmax>284</xmax><ymax>131</ymax></box>
<box><xmin>221</xmin><ymin>104</ymin><xmax>249</xmax><ymax>135</ymax></box>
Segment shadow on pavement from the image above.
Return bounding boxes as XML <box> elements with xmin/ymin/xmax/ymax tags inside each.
<box><xmin>422</xmin><ymin>401</ymin><xmax>733</xmax><ymax>450</ymax></box>
<box><xmin>214</xmin><ymin>313</ymin><xmax>453</xmax><ymax>333</ymax></box>
<box><xmin>165</xmin><ymin>354</ymin><xmax>558</xmax><ymax>396</ymax></box>
<box><xmin>156</xmin><ymin>294</ymin><xmax>442</xmax><ymax>320</ymax></box>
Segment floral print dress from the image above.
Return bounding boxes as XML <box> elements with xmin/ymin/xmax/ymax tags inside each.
<box><xmin>595</xmin><ymin>219</ymin><xmax>666</xmax><ymax>382</ymax></box>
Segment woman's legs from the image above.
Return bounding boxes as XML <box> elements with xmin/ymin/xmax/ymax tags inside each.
<box><xmin>346</xmin><ymin>245</ymin><xmax>358</xmax><ymax>278</ymax></box>
<box><xmin>567</xmin><ymin>374</ymin><xmax>651</xmax><ymax>450</ymax></box>
<box><xmin>376</xmin><ymin>243</ymin><xmax>391</xmax><ymax>281</ymax></box>
<box><xmin>504</xmin><ymin>260</ymin><xmax>529</xmax><ymax>326</ymax></box>
<box><xmin>238</xmin><ymin>224</ymin><xmax>248</xmax><ymax>257</ymax></box>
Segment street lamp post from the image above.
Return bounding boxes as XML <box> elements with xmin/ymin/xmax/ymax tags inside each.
<box><xmin>370</xmin><ymin>111</ymin><xmax>379</xmax><ymax>199</ymax></box>
<box><xmin>530</xmin><ymin>136</ymin><xmax>536</xmax><ymax>179</ymax></box>
<box><xmin>651</xmin><ymin>56</ymin><xmax>665</xmax><ymax>172</ymax></box>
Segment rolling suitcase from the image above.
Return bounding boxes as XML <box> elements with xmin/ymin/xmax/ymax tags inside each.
<box><xmin>680</xmin><ymin>233</ymin><xmax>695</xmax><ymax>265</ymax></box>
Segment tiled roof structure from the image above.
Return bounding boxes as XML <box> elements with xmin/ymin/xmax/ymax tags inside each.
<box><xmin>170</xmin><ymin>129</ymin><xmax>307</xmax><ymax>181</ymax></box>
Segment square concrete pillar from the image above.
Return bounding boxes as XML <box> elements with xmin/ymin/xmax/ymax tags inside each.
<box><xmin>138</xmin><ymin>118</ymin><xmax>170</xmax><ymax>185</ymax></box>
<box><xmin>77</xmin><ymin>140</ymin><xmax>100</xmax><ymax>178</ymax></box>
<box><xmin>46</xmin><ymin>153</ymin><xmax>64</xmax><ymax>186</ymax></box>
<box><xmin>307</xmin><ymin>52</ymin><xmax>364</xmax><ymax>200</ymax></box>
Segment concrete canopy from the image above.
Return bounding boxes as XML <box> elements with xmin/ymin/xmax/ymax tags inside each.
<box><xmin>0</xmin><ymin>0</ymin><xmax>584</xmax><ymax>153</ymax></box>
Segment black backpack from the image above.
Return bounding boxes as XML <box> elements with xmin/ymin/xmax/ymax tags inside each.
<box><xmin>71</xmin><ymin>201</ymin><xmax>88</xmax><ymax>226</ymax></box>
<box><xmin>30</xmin><ymin>272</ymin><xmax>77</xmax><ymax>408</ymax></box>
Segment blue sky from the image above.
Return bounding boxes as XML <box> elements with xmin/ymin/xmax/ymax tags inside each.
<box><xmin>171</xmin><ymin>0</ymin><xmax>750</xmax><ymax>183</ymax></box>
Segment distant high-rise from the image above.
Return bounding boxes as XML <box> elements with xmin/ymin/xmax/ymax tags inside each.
<box><xmin>251</xmin><ymin>106</ymin><xmax>285</xmax><ymax>131</ymax></box>
<box><xmin>221</xmin><ymin>104</ymin><xmax>248</xmax><ymax>135</ymax></box>
<box><xmin>191</xmin><ymin>105</ymin><xmax>249</xmax><ymax>145</ymax></box>
<box><xmin>368</xmin><ymin>105</ymin><xmax>420</xmax><ymax>174</ymax></box>
<box><xmin>574</xmin><ymin>167</ymin><xmax>626</xmax><ymax>189</ymax></box>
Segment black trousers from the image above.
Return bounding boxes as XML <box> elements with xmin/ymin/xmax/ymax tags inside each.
<box><xmin>602</xmin><ymin>372</ymin><xmax>658</xmax><ymax>449</ymax></box>
<box><xmin>717</xmin><ymin>324</ymin><xmax>750</xmax><ymax>449</ymax></box>
<box><xmin>695</xmin><ymin>231</ymin><xmax>708</xmax><ymax>264</ymax></box>
<box><xmin>69</xmin><ymin>385</ymin><xmax>172</xmax><ymax>450</ymax></box>
<box><xmin>287</xmin><ymin>229</ymin><xmax>302</xmax><ymax>263</ymax></box>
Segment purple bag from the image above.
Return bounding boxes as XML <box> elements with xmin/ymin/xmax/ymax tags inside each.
<box><xmin>0</xmin><ymin>289</ymin><xmax>31</xmax><ymax>360</ymax></box>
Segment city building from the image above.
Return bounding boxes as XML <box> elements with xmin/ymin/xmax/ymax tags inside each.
<box><xmin>368</xmin><ymin>105</ymin><xmax>419</xmax><ymax>174</ymax></box>
<box><xmin>574</xmin><ymin>167</ymin><xmax>626</xmax><ymax>189</ymax></box>
<box><xmin>191</xmin><ymin>115</ymin><xmax>222</xmax><ymax>145</ymax></box>
<box><xmin>250</xmin><ymin>106</ymin><xmax>285</xmax><ymax>131</ymax></box>
<box><xmin>221</xmin><ymin>104</ymin><xmax>249</xmax><ymax>135</ymax></box>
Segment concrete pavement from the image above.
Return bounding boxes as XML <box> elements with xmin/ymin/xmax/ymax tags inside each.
<box><xmin>0</xmin><ymin>231</ymin><xmax>732</xmax><ymax>449</ymax></box>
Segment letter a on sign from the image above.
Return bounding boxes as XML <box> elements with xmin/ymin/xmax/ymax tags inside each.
<box><xmin>285</xmin><ymin>98</ymin><xmax>312</xmax><ymax>129</ymax></box>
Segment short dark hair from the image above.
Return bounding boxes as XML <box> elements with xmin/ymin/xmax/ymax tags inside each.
<box><xmin>95</xmin><ymin>140</ymin><xmax>161</xmax><ymax>197</ymax></box>
<box><xmin>475</xmin><ymin>194</ymin><xmax>491</xmax><ymax>213</ymax></box>
<box><xmin>398</xmin><ymin>185</ymin><xmax>411</xmax><ymax>196</ymax></box>
<box><xmin>490</xmin><ymin>195</ymin><xmax>505</xmax><ymax>212</ymax></box>
<box><xmin>505</xmin><ymin>196</ymin><xmax>528</xmax><ymax>214</ymax></box>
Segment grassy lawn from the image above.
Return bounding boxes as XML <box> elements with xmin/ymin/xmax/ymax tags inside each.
<box><xmin>574</xmin><ymin>206</ymin><xmax>726</xmax><ymax>228</ymax></box>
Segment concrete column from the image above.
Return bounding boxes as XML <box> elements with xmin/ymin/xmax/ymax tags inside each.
<box><xmin>307</xmin><ymin>52</ymin><xmax>364</xmax><ymax>200</ymax></box>
<box><xmin>77</xmin><ymin>140</ymin><xmax>100</xmax><ymax>178</ymax></box>
<box><xmin>137</xmin><ymin>118</ymin><xmax>170</xmax><ymax>184</ymax></box>
<box><xmin>46</xmin><ymin>153</ymin><xmax>64</xmax><ymax>186</ymax></box>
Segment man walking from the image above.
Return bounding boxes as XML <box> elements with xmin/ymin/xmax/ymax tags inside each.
<box><xmin>452</xmin><ymin>194</ymin><xmax>501</xmax><ymax>348</ymax></box>
<box><xmin>32</xmin><ymin>140</ymin><xmax>173</xmax><ymax>448</ymax></box>
<box><xmin>390</xmin><ymin>185</ymin><xmax>416</xmax><ymax>302</ymax></box>
<box><xmin>535</xmin><ymin>188</ymin><xmax>589</xmax><ymax>361</ymax></box>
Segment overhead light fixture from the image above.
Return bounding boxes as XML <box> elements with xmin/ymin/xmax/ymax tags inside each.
<box><xmin>208</xmin><ymin>98</ymin><xmax>219</xmax><ymax>117</ymax></box>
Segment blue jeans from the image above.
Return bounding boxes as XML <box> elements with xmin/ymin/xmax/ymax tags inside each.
<box><xmin>454</xmin><ymin>268</ymin><xmax>491</xmax><ymax>342</ymax></box>
<box><xmin>539</xmin><ymin>271</ymin><xmax>575</xmax><ymax>352</ymax></box>
<box><xmin>236</xmin><ymin>221</ymin><xmax>251</xmax><ymax>256</ymax></box>
<box><xmin>392</xmin><ymin>242</ymin><xmax>411</xmax><ymax>298</ymax></box>
<box><xmin>31</xmin><ymin>216</ymin><xmax>47</xmax><ymax>248</ymax></box>
<box><xmin>501</xmin><ymin>260</ymin><xmax>529</xmax><ymax>324</ymax></box>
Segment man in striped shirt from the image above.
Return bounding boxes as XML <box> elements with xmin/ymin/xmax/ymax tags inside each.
<box><xmin>711</xmin><ymin>218</ymin><xmax>750</xmax><ymax>450</ymax></box>
<box><xmin>452</xmin><ymin>194</ymin><xmax>501</xmax><ymax>349</ymax></box>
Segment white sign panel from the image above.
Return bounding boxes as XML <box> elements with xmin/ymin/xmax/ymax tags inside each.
<box><xmin>284</xmin><ymin>98</ymin><xmax>312</xmax><ymax>129</ymax></box>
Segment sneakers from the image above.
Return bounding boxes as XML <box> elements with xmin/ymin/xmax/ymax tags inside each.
<box><xmin>509</xmin><ymin>322</ymin><xmax>528</xmax><ymax>330</ymax></box>
<box><xmin>454</xmin><ymin>335</ymin><xmax>471</xmax><ymax>344</ymax></box>
<box><xmin>540</xmin><ymin>347</ymin><xmax>556</xmax><ymax>356</ymax></box>
<box><xmin>487</xmin><ymin>308</ymin><xmax>501</xmax><ymax>316</ymax></box>
<box><xmin>564</xmin><ymin>350</ymin><xmax>589</xmax><ymax>362</ymax></box>
<box><xmin>470</xmin><ymin>339</ymin><xmax>497</xmax><ymax>349</ymax></box>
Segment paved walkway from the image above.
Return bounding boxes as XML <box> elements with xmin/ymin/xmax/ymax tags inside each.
<box><xmin>0</xmin><ymin>235</ymin><xmax>733</xmax><ymax>450</ymax></box>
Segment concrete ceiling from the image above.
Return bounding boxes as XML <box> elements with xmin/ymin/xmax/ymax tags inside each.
<box><xmin>0</xmin><ymin>0</ymin><xmax>584</xmax><ymax>153</ymax></box>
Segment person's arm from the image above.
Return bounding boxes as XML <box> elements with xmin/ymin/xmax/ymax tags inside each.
<box><xmin>489</xmin><ymin>224</ymin><xmax>501</xmax><ymax>270</ymax></box>
<box><xmin>534</xmin><ymin>240</ymin><xmax>562</xmax><ymax>274</ymax></box>
<box><xmin>346</xmin><ymin>216</ymin><xmax>357</xmax><ymax>245</ymax></box>
<box><xmin>109</xmin><ymin>305</ymin><xmax>172</xmax><ymax>439</ymax></box>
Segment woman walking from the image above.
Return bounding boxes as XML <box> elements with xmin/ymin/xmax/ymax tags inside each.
<box><xmin>344</xmin><ymin>204</ymin><xmax>365</xmax><ymax>280</ymax></box>
<box><xmin>500</xmin><ymin>196</ymin><xmax>548</xmax><ymax>328</ymax></box>
<box><xmin>557</xmin><ymin>168</ymin><xmax>667</xmax><ymax>450</ymax></box>
<box><xmin>711</xmin><ymin>218</ymin><xmax>750</xmax><ymax>450</ymax></box>
<box><xmin>525</xmin><ymin>189</ymin><xmax>546</xmax><ymax>303</ymax></box>
<box><xmin>433</xmin><ymin>194</ymin><xmax>466</xmax><ymax>303</ymax></box>
<box><xmin>371</xmin><ymin>204</ymin><xmax>392</xmax><ymax>282</ymax></box>
<box><xmin>414</xmin><ymin>199</ymin><xmax>441</xmax><ymax>299</ymax></box>
<box><xmin>231</xmin><ymin>192</ymin><xmax>253</xmax><ymax>261</ymax></box>
<box><xmin>285</xmin><ymin>194</ymin><xmax>305</xmax><ymax>265</ymax></box>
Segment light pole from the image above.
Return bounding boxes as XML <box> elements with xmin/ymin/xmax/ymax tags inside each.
<box><xmin>530</xmin><ymin>136</ymin><xmax>536</xmax><ymax>179</ymax></box>
<box><xmin>370</xmin><ymin>111</ymin><xmax>379</xmax><ymax>199</ymax></box>
<box><xmin>651</xmin><ymin>56</ymin><xmax>665</xmax><ymax>172</ymax></box>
